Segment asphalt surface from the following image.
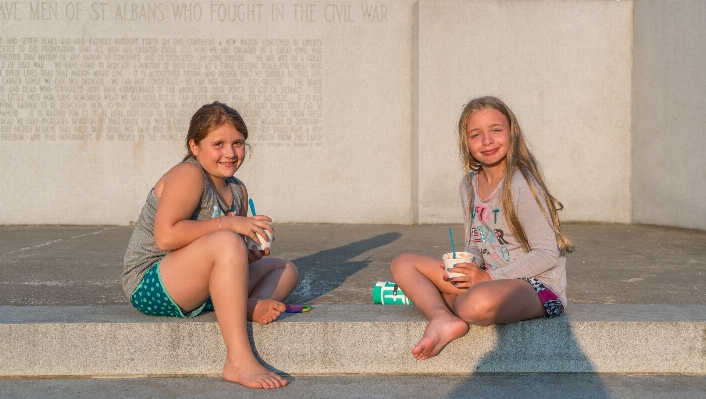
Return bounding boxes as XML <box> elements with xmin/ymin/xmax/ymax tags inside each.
<box><xmin>1</xmin><ymin>223</ymin><xmax>705</xmax><ymax>306</ymax></box>
<box><xmin>2</xmin><ymin>374</ymin><xmax>706</xmax><ymax>399</ymax></box>
<box><xmin>2</xmin><ymin>223</ymin><xmax>706</xmax><ymax>398</ymax></box>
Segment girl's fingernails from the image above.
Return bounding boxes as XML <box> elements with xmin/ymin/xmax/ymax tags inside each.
<box><xmin>449</xmin><ymin>277</ymin><xmax>454</xmax><ymax>281</ymax></box>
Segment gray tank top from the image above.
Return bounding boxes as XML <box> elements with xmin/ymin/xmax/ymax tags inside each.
<box><xmin>122</xmin><ymin>157</ymin><xmax>244</xmax><ymax>297</ymax></box>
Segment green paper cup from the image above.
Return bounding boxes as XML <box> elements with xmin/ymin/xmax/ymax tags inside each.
<box><xmin>372</xmin><ymin>281</ymin><xmax>413</xmax><ymax>305</ymax></box>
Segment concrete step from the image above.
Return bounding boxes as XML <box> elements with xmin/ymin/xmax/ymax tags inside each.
<box><xmin>1</xmin><ymin>304</ymin><xmax>705</xmax><ymax>377</ymax></box>
<box><xmin>5</xmin><ymin>375</ymin><xmax>706</xmax><ymax>399</ymax></box>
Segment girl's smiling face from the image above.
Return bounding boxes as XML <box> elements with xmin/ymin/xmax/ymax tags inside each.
<box><xmin>189</xmin><ymin>123</ymin><xmax>246</xmax><ymax>180</ymax></box>
<box><xmin>466</xmin><ymin>108</ymin><xmax>511</xmax><ymax>169</ymax></box>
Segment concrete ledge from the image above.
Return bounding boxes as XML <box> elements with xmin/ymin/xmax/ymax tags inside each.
<box><xmin>1</xmin><ymin>305</ymin><xmax>705</xmax><ymax>377</ymax></box>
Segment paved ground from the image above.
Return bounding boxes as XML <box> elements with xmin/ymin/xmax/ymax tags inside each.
<box><xmin>1</xmin><ymin>223</ymin><xmax>705</xmax><ymax>306</ymax></box>
<box><xmin>2</xmin><ymin>375</ymin><xmax>706</xmax><ymax>399</ymax></box>
<box><xmin>2</xmin><ymin>223</ymin><xmax>706</xmax><ymax>397</ymax></box>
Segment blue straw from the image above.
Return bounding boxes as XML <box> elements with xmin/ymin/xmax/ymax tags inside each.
<box><xmin>448</xmin><ymin>227</ymin><xmax>456</xmax><ymax>259</ymax></box>
<box><xmin>248</xmin><ymin>198</ymin><xmax>257</xmax><ymax>216</ymax></box>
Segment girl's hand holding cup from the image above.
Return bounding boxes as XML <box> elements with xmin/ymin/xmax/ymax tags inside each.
<box><xmin>244</xmin><ymin>216</ymin><xmax>274</xmax><ymax>261</ymax></box>
<box><xmin>222</xmin><ymin>215</ymin><xmax>274</xmax><ymax>260</ymax></box>
<box><xmin>446</xmin><ymin>263</ymin><xmax>491</xmax><ymax>288</ymax></box>
<box><xmin>441</xmin><ymin>253</ymin><xmax>490</xmax><ymax>289</ymax></box>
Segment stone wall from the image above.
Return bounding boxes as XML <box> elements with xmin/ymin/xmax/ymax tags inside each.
<box><xmin>632</xmin><ymin>0</ymin><xmax>706</xmax><ymax>230</ymax></box>
<box><xmin>1</xmin><ymin>0</ymin><xmax>700</xmax><ymax>230</ymax></box>
<box><xmin>0</xmin><ymin>0</ymin><xmax>414</xmax><ymax>224</ymax></box>
<box><xmin>414</xmin><ymin>0</ymin><xmax>632</xmax><ymax>224</ymax></box>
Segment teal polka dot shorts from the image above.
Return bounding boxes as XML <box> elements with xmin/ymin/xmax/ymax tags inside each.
<box><xmin>130</xmin><ymin>260</ymin><xmax>213</xmax><ymax>318</ymax></box>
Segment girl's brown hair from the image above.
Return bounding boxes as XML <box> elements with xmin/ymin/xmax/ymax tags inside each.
<box><xmin>183</xmin><ymin>102</ymin><xmax>249</xmax><ymax>161</ymax></box>
<box><xmin>458</xmin><ymin>96</ymin><xmax>574</xmax><ymax>255</ymax></box>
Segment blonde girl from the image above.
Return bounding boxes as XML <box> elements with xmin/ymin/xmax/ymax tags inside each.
<box><xmin>123</xmin><ymin>102</ymin><xmax>299</xmax><ymax>388</ymax></box>
<box><xmin>390</xmin><ymin>96</ymin><xmax>573</xmax><ymax>360</ymax></box>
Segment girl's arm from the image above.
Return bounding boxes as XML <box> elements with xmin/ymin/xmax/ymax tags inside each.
<box><xmin>153</xmin><ymin>163</ymin><xmax>211</xmax><ymax>250</ymax></box>
<box><xmin>238</xmin><ymin>184</ymin><xmax>272</xmax><ymax>261</ymax></box>
<box><xmin>236</xmin><ymin>184</ymin><xmax>274</xmax><ymax>238</ymax></box>
<box><xmin>153</xmin><ymin>163</ymin><xmax>271</xmax><ymax>251</ymax></box>
<box><xmin>485</xmin><ymin>173</ymin><xmax>561</xmax><ymax>280</ymax></box>
<box><xmin>239</xmin><ymin>182</ymin><xmax>249</xmax><ymax>218</ymax></box>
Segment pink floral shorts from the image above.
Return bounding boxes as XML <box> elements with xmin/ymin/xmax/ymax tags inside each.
<box><xmin>520</xmin><ymin>277</ymin><xmax>564</xmax><ymax>318</ymax></box>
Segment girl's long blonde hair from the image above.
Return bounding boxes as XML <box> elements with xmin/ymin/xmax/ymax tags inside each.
<box><xmin>458</xmin><ymin>96</ymin><xmax>574</xmax><ymax>255</ymax></box>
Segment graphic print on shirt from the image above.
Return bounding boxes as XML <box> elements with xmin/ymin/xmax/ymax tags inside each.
<box><xmin>212</xmin><ymin>206</ymin><xmax>237</xmax><ymax>219</ymax></box>
<box><xmin>472</xmin><ymin>225</ymin><xmax>507</xmax><ymax>245</ymax></box>
<box><xmin>499</xmin><ymin>246</ymin><xmax>510</xmax><ymax>261</ymax></box>
<box><xmin>472</xmin><ymin>205</ymin><xmax>502</xmax><ymax>224</ymax></box>
<box><xmin>471</xmin><ymin>204</ymin><xmax>511</xmax><ymax>266</ymax></box>
<box><xmin>494</xmin><ymin>229</ymin><xmax>508</xmax><ymax>245</ymax></box>
<box><xmin>476</xmin><ymin>226</ymin><xmax>495</xmax><ymax>243</ymax></box>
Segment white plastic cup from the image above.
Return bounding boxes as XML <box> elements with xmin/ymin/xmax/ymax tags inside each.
<box><xmin>246</xmin><ymin>228</ymin><xmax>274</xmax><ymax>252</ymax></box>
<box><xmin>442</xmin><ymin>252</ymin><xmax>475</xmax><ymax>279</ymax></box>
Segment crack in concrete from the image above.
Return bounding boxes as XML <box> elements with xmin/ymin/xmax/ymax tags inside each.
<box><xmin>1</xmin><ymin>279</ymin><xmax>120</xmax><ymax>286</ymax></box>
<box><xmin>0</xmin><ymin>227</ymin><xmax>115</xmax><ymax>257</ymax></box>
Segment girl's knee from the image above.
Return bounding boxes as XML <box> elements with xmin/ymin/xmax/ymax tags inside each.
<box><xmin>390</xmin><ymin>253</ymin><xmax>416</xmax><ymax>274</ymax></box>
<box><xmin>209</xmin><ymin>230</ymin><xmax>247</xmax><ymax>257</ymax></box>
<box><xmin>216</xmin><ymin>229</ymin><xmax>245</xmax><ymax>244</ymax></box>
<box><xmin>456</xmin><ymin>292</ymin><xmax>497</xmax><ymax>327</ymax></box>
<box><xmin>262</xmin><ymin>258</ymin><xmax>299</xmax><ymax>282</ymax></box>
<box><xmin>283</xmin><ymin>260</ymin><xmax>299</xmax><ymax>281</ymax></box>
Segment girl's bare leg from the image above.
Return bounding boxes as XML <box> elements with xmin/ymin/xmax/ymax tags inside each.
<box><xmin>246</xmin><ymin>257</ymin><xmax>299</xmax><ymax>324</ymax></box>
<box><xmin>390</xmin><ymin>253</ymin><xmax>470</xmax><ymax>360</ymax></box>
<box><xmin>159</xmin><ymin>230</ymin><xmax>287</xmax><ymax>389</ymax></box>
<box><xmin>454</xmin><ymin>279</ymin><xmax>546</xmax><ymax>326</ymax></box>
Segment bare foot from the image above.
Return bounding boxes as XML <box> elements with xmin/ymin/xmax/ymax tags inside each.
<box><xmin>223</xmin><ymin>355</ymin><xmax>288</xmax><ymax>389</ymax></box>
<box><xmin>248</xmin><ymin>298</ymin><xmax>286</xmax><ymax>324</ymax></box>
<box><xmin>411</xmin><ymin>313</ymin><xmax>469</xmax><ymax>360</ymax></box>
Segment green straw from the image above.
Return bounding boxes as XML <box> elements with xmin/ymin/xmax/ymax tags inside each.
<box><xmin>448</xmin><ymin>227</ymin><xmax>456</xmax><ymax>259</ymax></box>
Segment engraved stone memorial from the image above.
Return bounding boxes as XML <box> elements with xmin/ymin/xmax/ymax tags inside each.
<box><xmin>1</xmin><ymin>1</ymin><xmax>669</xmax><ymax>228</ymax></box>
<box><xmin>0</xmin><ymin>0</ymin><xmax>413</xmax><ymax>224</ymax></box>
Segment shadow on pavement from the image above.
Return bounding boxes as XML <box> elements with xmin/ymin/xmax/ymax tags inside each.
<box><xmin>446</xmin><ymin>314</ymin><xmax>610</xmax><ymax>399</ymax></box>
<box><xmin>286</xmin><ymin>232</ymin><xmax>401</xmax><ymax>304</ymax></box>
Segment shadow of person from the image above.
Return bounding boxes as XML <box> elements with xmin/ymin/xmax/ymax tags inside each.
<box><xmin>245</xmin><ymin>322</ymin><xmax>296</xmax><ymax>384</ymax></box>
<box><xmin>286</xmin><ymin>232</ymin><xmax>401</xmax><ymax>304</ymax></box>
<box><xmin>444</xmin><ymin>308</ymin><xmax>611</xmax><ymax>398</ymax></box>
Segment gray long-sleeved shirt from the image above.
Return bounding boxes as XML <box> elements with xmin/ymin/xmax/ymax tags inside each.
<box><xmin>460</xmin><ymin>170</ymin><xmax>567</xmax><ymax>307</ymax></box>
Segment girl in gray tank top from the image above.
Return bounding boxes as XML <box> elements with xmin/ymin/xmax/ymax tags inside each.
<box><xmin>390</xmin><ymin>96</ymin><xmax>573</xmax><ymax>361</ymax></box>
<box><xmin>122</xmin><ymin>102</ymin><xmax>298</xmax><ymax>389</ymax></box>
